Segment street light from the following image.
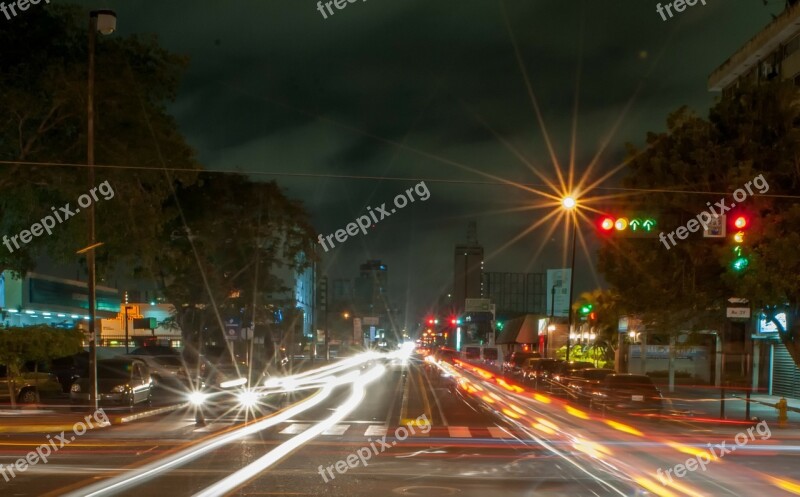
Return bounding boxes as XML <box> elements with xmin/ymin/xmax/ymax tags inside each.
<box><xmin>561</xmin><ymin>195</ymin><xmax>578</xmax><ymax>363</ymax></box>
<box><xmin>85</xmin><ymin>9</ymin><xmax>117</xmax><ymax>412</ymax></box>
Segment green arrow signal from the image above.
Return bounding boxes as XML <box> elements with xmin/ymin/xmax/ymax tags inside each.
<box><xmin>642</xmin><ymin>219</ymin><xmax>656</xmax><ymax>232</ymax></box>
<box><xmin>629</xmin><ymin>219</ymin><xmax>642</xmax><ymax>231</ymax></box>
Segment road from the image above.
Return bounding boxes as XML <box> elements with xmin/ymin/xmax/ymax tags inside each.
<box><xmin>1</xmin><ymin>352</ymin><xmax>799</xmax><ymax>496</ymax></box>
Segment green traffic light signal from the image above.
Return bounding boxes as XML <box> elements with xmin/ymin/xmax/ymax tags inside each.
<box><xmin>579</xmin><ymin>304</ymin><xmax>593</xmax><ymax>315</ymax></box>
<box><xmin>732</xmin><ymin>257</ymin><xmax>749</xmax><ymax>272</ymax></box>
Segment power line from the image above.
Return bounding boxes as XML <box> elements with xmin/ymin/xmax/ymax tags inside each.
<box><xmin>1</xmin><ymin>159</ymin><xmax>799</xmax><ymax>199</ymax></box>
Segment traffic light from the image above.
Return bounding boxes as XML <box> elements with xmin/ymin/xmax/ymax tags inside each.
<box><xmin>730</xmin><ymin>214</ymin><xmax>750</xmax><ymax>272</ymax></box>
<box><xmin>450</xmin><ymin>318</ymin><xmax>457</xmax><ymax>325</ymax></box>
<box><xmin>579</xmin><ymin>304</ymin><xmax>593</xmax><ymax>315</ymax></box>
<box><xmin>597</xmin><ymin>215</ymin><xmax>657</xmax><ymax>237</ymax></box>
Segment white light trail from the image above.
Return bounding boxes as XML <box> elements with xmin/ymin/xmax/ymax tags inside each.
<box><xmin>65</xmin><ymin>370</ymin><xmax>362</xmax><ymax>497</ymax></box>
<box><xmin>193</xmin><ymin>364</ymin><xmax>386</xmax><ymax>497</ymax></box>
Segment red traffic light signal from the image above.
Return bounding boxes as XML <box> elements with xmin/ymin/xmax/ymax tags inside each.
<box><xmin>733</xmin><ymin>216</ymin><xmax>748</xmax><ymax>229</ymax></box>
<box><xmin>596</xmin><ymin>215</ymin><xmax>657</xmax><ymax>237</ymax></box>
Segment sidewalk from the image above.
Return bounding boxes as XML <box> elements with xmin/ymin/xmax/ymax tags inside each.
<box><xmin>658</xmin><ymin>383</ymin><xmax>800</xmax><ymax>429</ymax></box>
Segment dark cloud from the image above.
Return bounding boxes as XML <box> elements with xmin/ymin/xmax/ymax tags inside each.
<box><xmin>99</xmin><ymin>0</ymin><xmax>784</xmax><ymax>324</ymax></box>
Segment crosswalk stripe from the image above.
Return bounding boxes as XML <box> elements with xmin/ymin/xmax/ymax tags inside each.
<box><xmin>488</xmin><ymin>426</ymin><xmax>514</xmax><ymax>439</ymax></box>
<box><xmin>364</xmin><ymin>425</ymin><xmax>388</xmax><ymax>437</ymax></box>
<box><xmin>279</xmin><ymin>423</ymin><xmax>311</xmax><ymax>435</ymax></box>
<box><xmin>447</xmin><ymin>426</ymin><xmax>472</xmax><ymax>438</ymax></box>
<box><xmin>321</xmin><ymin>424</ymin><xmax>349</xmax><ymax>436</ymax></box>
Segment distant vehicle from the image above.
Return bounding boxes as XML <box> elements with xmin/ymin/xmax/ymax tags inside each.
<box><xmin>0</xmin><ymin>364</ymin><xmax>62</xmax><ymax>404</ymax></box>
<box><xmin>70</xmin><ymin>358</ymin><xmax>153</xmax><ymax>409</ymax></box>
<box><xmin>125</xmin><ymin>354</ymin><xmax>188</xmax><ymax>387</ymax></box>
<box><xmin>590</xmin><ymin>374</ymin><xmax>664</xmax><ymax>417</ymax></box>
<box><xmin>129</xmin><ymin>345</ymin><xmax>180</xmax><ymax>357</ymax></box>
<box><xmin>433</xmin><ymin>347</ymin><xmax>459</xmax><ymax>364</ymax></box>
<box><xmin>550</xmin><ymin>361</ymin><xmax>595</xmax><ymax>394</ymax></box>
<box><xmin>460</xmin><ymin>345</ymin><xmax>503</xmax><ymax>371</ymax></box>
<box><xmin>522</xmin><ymin>358</ymin><xmax>562</xmax><ymax>389</ymax></box>
<box><xmin>565</xmin><ymin>368</ymin><xmax>615</xmax><ymax>404</ymax></box>
<box><xmin>503</xmin><ymin>351</ymin><xmax>541</xmax><ymax>376</ymax></box>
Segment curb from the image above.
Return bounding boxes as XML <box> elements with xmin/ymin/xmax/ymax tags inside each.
<box><xmin>111</xmin><ymin>402</ymin><xmax>188</xmax><ymax>424</ymax></box>
<box><xmin>0</xmin><ymin>403</ymin><xmax>188</xmax><ymax>433</ymax></box>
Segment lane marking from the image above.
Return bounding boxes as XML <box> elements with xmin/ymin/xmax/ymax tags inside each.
<box><xmin>488</xmin><ymin>426</ymin><xmax>514</xmax><ymax>439</ymax></box>
<box><xmin>321</xmin><ymin>424</ymin><xmax>349</xmax><ymax>436</ymax></box>
<box><xmin>279</xmin><ymin>423</ymin><xmax>311</xmax><ymax>435</ymax></box>
<box><xmin>364</xmin><ymin>425</ymin><xmax>388</xmax><ymax>437</ymax></box>
<box><xmin>447</xmin><ymin>426</ymin><xmax>472</xmax><ymax>438</ymax></box>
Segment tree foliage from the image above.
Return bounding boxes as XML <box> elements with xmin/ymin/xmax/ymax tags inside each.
<box><xmin>0</xmin><ymin>4</ymin><xmax>199</xmax><ymax>279</ymax></box>
<box><xmin>0</xmin><ymin>326</ymin><xmax>83</xmax><ymax>407</ymax></box>
<box><xmin>153</xmin><ymin>172</ymin><xmax>317</xmax><ymax>348</ymax></box>
<box><xmin>598</xmin><ymin>81</ymin><xmax>800</xmax><ymax>366</ymax></box>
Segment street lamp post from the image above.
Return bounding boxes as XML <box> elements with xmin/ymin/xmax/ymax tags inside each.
<box><xmin>562</xmin><ymin>196</ymin><xmax>577</xmax><ymax>363</ymax></box>
<box><xmin>85</xmin><ymin>9</ymin><xmax>117</xmax><ymax>412</ymax></box>
<box><xmin>123</xmin><ymin>305</ymin><xmax>133</xmax><ymax>353</ymax></box>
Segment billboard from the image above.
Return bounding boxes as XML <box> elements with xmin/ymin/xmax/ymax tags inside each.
<box><xmin>546</xmin><ymin>269</ymin><xmax>571</xmax><ymax>317</ymax></box>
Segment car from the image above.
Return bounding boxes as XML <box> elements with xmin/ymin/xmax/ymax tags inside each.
<box><xmin>590</xmin><ymin>373</ymin><xmax>664</xmax><ymax>418</ymax></box>
<box><xmin>565</xmin><ymin>368</ymin><xmax>616</xmax><ymax>404</ymax></box>
<box><xmin>70</xmin><ymin>358</ymin><xmax>153</xmax><ymax>410</ymax></box>
<box><xmin>0</xmin><ymin>364</ymin><xmax>63</xmax><ymax>404</ymax></box>
<box><xmin>125</xmin><ymin>354</ymin><xmax>189</xmax><ymax>387</ymax></box>
<box><xmin>49</xmin><ymin>353</ymin><xmax>90</xmax><ymax>393</ymax></box>
<box><xmin>521</xmin><ymin>358</ymin><xmax>562</xmax><ymax>389</ymax></box>
<box><xmin>503</xmin><ymin>351</ymin><xmax>541</xmax><ymax>376</ymax></box>
<box><xmin>190</xmin><ymin>360</ymin><xmax>252</xmax><ymax>425</ymax></box>
<box><xmin>550</xmin><ymin>361</ymin><xmax>595</xmax><ymax>395</ymax></box>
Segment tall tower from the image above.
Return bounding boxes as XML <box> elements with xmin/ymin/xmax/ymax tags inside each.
<box><xmin>453</xmin><ymin>221</ymin><xmax>484</xmax><ymax>314</ymax></box>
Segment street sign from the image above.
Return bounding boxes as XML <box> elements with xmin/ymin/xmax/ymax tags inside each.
<box><xmin>703</xmin><ymin>214</ymin><xmax>726</xmax><ymax>238</ymax></box>
<box><xmin>728</xmin><ymin>297</ymin><xmax>749</xmax><ymax>304</ymax></box>
<box><xmin>224</xmin><ymin>317</ymin><xmax>241</xmax><ymax>340</ymax></box>
<box><xmin>465</xmin><ymin>298</ymin><xmax>492</xmax><ymax>312</ymax></box>
<box><xmin>362</xmin><ymin>316</ymin><xmax>379</xmax><ymax>326</ymax></box>
<box><xmin>726</xmin><ymin>307</ymin><xmax>750</xmax><ymax>319</ymax></box>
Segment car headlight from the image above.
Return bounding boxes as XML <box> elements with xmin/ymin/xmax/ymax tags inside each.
<box><xmin>237</xmin><ymin>390</ymin><xmax>258</xmax><ymax>407</ymax></box>
<box><xmin>70</xmin><ymin>384</ymin><xmax>81</xmax><ymax>393</ymax></box>
<box><xmin>111</xmin><ymin>385</ymin><xmax>128</xmax><ymax>393</ymax></box>
<box><xmin>189</xmin><ymin>391</ymin><xmax>207</xmax><ymax>406</ymax></box>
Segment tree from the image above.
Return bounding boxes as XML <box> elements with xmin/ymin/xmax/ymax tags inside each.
<box><xmin>0</xmin><ymin>326</ymin><xmax>83</xmax><ymax>407</ymax></box>
<box><xmin>154</xmin><ymin>173</ymin><xmax>317</xmax><ymax>356</ymax></box>
<box><xmin>0</xmin><ymin>4</ymin><xmax>199</xmax><ymax>279</ymax></box>
<box><xmin>598</xmin><ymin>81</ymin><xmax>800</xmax><ymax>367</ymax></box>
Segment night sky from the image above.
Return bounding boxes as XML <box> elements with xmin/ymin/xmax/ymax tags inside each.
<box><xmin>95</xmin><ymin>0</ymin><xmax>782</xmax><ymax>326</ymax></box>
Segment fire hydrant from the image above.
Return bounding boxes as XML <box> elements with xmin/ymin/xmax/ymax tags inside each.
<box><xmin>777</xmin><ymin>397</ymin><xmax>788</xmax><ymax>428</ymax></box>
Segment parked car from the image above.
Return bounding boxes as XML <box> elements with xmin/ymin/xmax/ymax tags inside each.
<box><xmin>521</xmin><ymin>358</ymin><xmax>562</xmax><ymax>389</ymax></box>
<box><xmin>565</xmin><ymin>368</ymin><xmax>615</xmax><ymax>404</ymax></box>
<box><xmin>0</xmin><ymin>365</ymin><xmax>62</xmax><ymax>404</ymax></box>
<box><xmin>125</xmin><ymin>354</ymin><xmax>188</xmax><ymax>387</ymax></box>
<box><xmin>550</xmin><ymin>361</ymin><xmax>595</xmax><ymax>395</ymax></box>
<box><xmin>49</xmin><ymin>353</ymin><xmax>90</xmax><ymax>393</ymax></box>
<box><xmin>70</xmin><ymin>358</ymin><xmax>153</xmax><ymax>409</ymax></box>
<box><xmin>503</xmin><ymin>351</ymin><xmax>541</xmax><ymax>376</ymax></box>
<box><xmin>590</xmin><ymin>373</ymin><xmax>664</xmax><ymax>417</ymax></box>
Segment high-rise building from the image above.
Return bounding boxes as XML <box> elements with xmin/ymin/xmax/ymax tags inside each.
<box><xmin>453</xmin><ymin>221</ymin><xmax>484</xmax><ymax>313</ymax></box>
<box><xmin>354</xmin><ymin>260</ymin><xmax>388</xmax><ymax>316</ymax></box>
<box><xmin>482</xmin><ymin>272</ymin><xmax>546</xmax><ymax>317</ymax></box>
<box><xmin>709</xmin><ymin>1</ymin><xmax>800</xmax><ymax>94</ymax></box>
